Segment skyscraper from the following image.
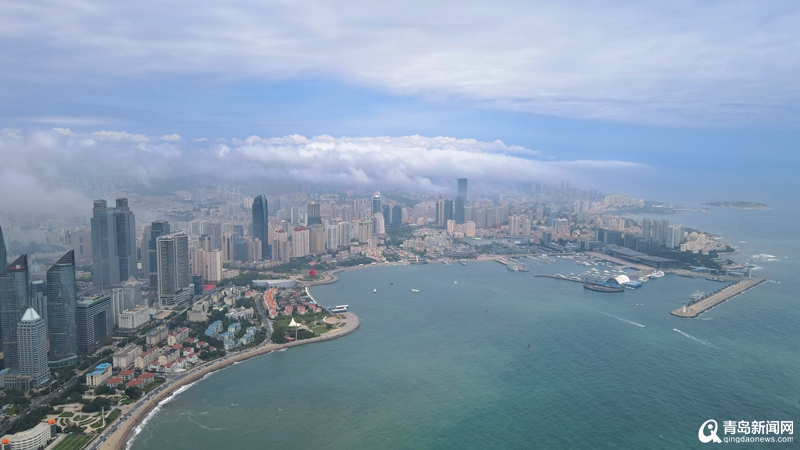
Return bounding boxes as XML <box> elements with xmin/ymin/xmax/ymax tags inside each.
<box><xmin>444</xmin><ymin>200</ymin><xmax>454</xmax><ymax>223</ymax></box>
<box><xmin>17</xmin><ymin>308</ymin><xmax>49</xmax><ymax>387</ymax></box>
<box><xmin>46</xmin><ymin>251</ymin><xmax>78</xmax><ymax>367</ymax></box>
<box><xmin>252</xmin><ymin>195</ymin><xmax>271</xmax><ymax>259</ymax></box>
<box><xmin>457</xmin><ymin>178</ymin><xmax>468</xmax><ymax>198</ymax></box>
<box><xmin>435</xmin><ymin>197</ymin><xmax>446</xmax><ymax>227</ymax></box>
<box><xmin>91</xmin><ymin>199</ymin><xmax>137</xmax><ymax>291</ymax></box>
<box><xmin>0</xmin><ymin>255</ymin><xmax>30</xmax><ymax>372</ymax></box>
<box><xmin>0</xmin><ymin>224</ymin><xmax>7</xmax><ymax>271</ymax></box>
<box><xmin>372</xmin><ymin>191</ymin><xmax>381</xmax><ymax>215</ymax></box>
<box><xmin>91</xmin><ymin>200</ymin><xmax>120</xmax><ymax>292</ymax></box>
<box><xmin>392</xmin><ymin>205</ymin><xmax>403</xmax><ymax>227</ymax></box>
<box><xmin>156</xmin><ymin>232</ymin><xmax>191</xmax><ymax>308</ymax></box>
<box><xmin>455</xmin><ymin>196</ymin><xmax>466</xmax><ymax>225</ymax></box>
<box><xmin>146</xmin><ymin>221</ymin><xmax>170</xmax><ymax>289</ymax></box>
<box><xmin>307</xmin><ymin>202</ymin><xmax>321</xmax><ymax>226</ymax></box>
<box><xmin>114</xmin><ymin>198</ymin><xmax>137</xmax><ymax>280</ymax></box>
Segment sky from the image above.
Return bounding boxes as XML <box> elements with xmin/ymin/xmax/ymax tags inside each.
<box><xmin>1</xmin><ymin>0</ymin><xmax>798</xmax><ymax>212</ymax></box>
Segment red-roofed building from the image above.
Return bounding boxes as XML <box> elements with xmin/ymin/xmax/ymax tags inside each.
<box><xmin>106</xmin><ymin>377</ymin><xmax>124</xmax><ymax>387</ymax></box>
<box><xmin>137</xmin><ymin>372</ymin><xmax>156</xmax><ymax>385</ymax></box>
<box><xmin>125</xmin><ymin>379</ymin><xmax>144</xmax><ymax>388</ymax></box>
<box><xmin>118</xmin><ymin>370</ymin><xmax>135</xmax><ymax>381</ymax></box>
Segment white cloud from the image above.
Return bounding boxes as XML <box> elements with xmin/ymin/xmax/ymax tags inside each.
<box><xmin>1</xmin><ymin>1</ymin><xmax>798</xmax><ymax>126</ymax></box>
<box><xmin>0</xmin><ymin>127</ymin><xmax>649</xmax><ymax>213</ymax></box>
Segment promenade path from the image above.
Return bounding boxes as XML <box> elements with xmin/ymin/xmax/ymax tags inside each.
<box><xmin>97</xmin><ymin>312</ymin><xmax>360</xmax><ymax>450</ymax></box>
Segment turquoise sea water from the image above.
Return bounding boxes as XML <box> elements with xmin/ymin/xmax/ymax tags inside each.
<box><xmin>131</xmin><ymin>206</ymin><xmax>799</xmax><ymax>449</ymax></box>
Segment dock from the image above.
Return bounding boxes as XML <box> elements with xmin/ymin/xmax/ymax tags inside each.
<box><xmin>534</xmin><ymin>274</ymin><xmax>584</xmax><ymax>283</ymax></box>
<box><xmin>670</xmin><ymin>277</ymin><xmax>765</xmax><ymax>318</ymax></box>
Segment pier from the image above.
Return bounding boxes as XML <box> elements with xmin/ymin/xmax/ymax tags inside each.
<box><xmin>534</xmin><ymin>274</ymin><xmax>584</xmax><ymax>283</ymax></box>
<box><xmin>670</xmin><ymin>277</ymin><xmax>765</xmax><ymax>318</ymax></box>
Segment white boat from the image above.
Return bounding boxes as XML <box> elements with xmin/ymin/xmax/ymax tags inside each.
<box><xmin>454</xmin><ymin>281</ymin><xmax>458</xmax><ymax>285</ymax></box>
<box><xmin>411</xmin><ymin>289</ymin><xmax>420</xmax><ymax>293</ymax></box>
<box><xmin>373</xmin><ymin>289</ymin><xmax>377</xmax><ymax>293</ymax></box>
<box><xmin>650</xmin><ymin>271</ymin><xmax>665</xmax><ymax>278</ymax></box>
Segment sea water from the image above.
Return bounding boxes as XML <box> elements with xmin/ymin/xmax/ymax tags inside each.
<box><xmin>130</xmin><ymin>206</ymin><xmax>799</xmax><ymax>449</ymax></box>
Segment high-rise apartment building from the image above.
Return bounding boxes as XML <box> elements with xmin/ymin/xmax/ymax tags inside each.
<box><xmin>46</xmin><ymin>251</ymin><xmax>78</xmax><ymax>367</ymax></box>
<box><xmin>326</xmin><ymin>224</ymin><xmax>339</xmax><ymax>250</ymax></box>
<box><xmin>0</xmin><ymin>255</ymin><xmax>30</xmax><ymax>372</ymax></box>
<box><xmin>17</xmin><ymin>308</ymin><xmax>49</xmax><ymax>387</ymax></box>
<box><xmin>291</xmin><ymin>227</ymin><xmax>310</xmax><ymax>257</ymax></box>
<box><xmin>156</xmin><ymin>232</ymin><xmax>191</xmax><ymax>308</ymax></box>
<box><xmin>435</xmin><ymin>198</ymin><xmax>446</xmax><ymax>227</ymax></box>
<box><xmin>359</xmin><ymin>221</ymin><xmax>373</xmax><ymax>243</ymax></box>
<box><xmin>191</xmin><ymin>249</ymin><xmax>223</xmax><ymax>283</ymax></box>
<box><xmin>373</xmin><ymin>213</ymin><xmax>385</xmax><ymax>235</ymax></box>
<box><xmin>252</xmin><ymin>195</ymin><xmax>270</xmax><ymax>259</ymax></box>
<box><xmin>310</xmin><ymin>224</ymin><xmax>326</xmax><ymax>253</ymax></box>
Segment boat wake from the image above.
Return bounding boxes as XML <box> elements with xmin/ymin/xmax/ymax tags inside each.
<box><xmin>673</xmin><ymin>329</ymin><xmax>721</xmax><ymax>350</ymax></box>
<box><xmin>604</xmin><ymin>313</ymin><xmax>645</xmax><ymax>328</ymax></box>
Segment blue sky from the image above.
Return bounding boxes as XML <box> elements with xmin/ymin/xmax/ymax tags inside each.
<box><xmin>1</xmin><ymin>1</ymin><xmax>798</xmax><ymax>210</ymax></box>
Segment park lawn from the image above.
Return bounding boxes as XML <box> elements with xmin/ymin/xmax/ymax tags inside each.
<box><xmin>310</xmin><ymin>324</ymin><xmax>332</xmax><ymax>335</ymax></box>
<box><xmin>53</xmin><ymin>434</ymin><xmax>93</xmax><ymax>450</ymax></box>
<box><xmin>142</xmin><ymin>378</ymin><xmax>166</xmax><ymax>393</ymax></box>
<box><xmin>59</xmin><ymin>411</ymin><xmax>74</xmax><ymax>418</ymax></box>
<box><xmin>104</xmin><ymin>409</ymin><xmax>122</xmax><ymax>427</ymax></box>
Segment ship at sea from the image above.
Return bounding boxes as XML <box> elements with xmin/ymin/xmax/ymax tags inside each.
<box><xmin>650</xmin><ymin>271</ymin><xmax>665</xmax><ymax>278</ymax></box>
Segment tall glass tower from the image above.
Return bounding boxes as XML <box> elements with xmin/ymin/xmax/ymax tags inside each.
<box><xmin>0</xmin><ymin>224</ymin><xmax>7</xmax><ymax>271</ymax></box>
<box><xmin>252</xmin><ymin>195</ymin><xmax>270</xmax><ymax>259</ymax></box>
<box><xmin>0</xmin><ymin>254</ymin><xmax>30</xmax><ymax>371</ymax></box>
<box><xmin>46</xmin><ymin>251</ymin><xmax>78</xmax><ymax>367</ymax></box>
<box><xmin>18</xmin><ymin>308</ymin><xmax>49</xmax><ymax>386</ymax></box>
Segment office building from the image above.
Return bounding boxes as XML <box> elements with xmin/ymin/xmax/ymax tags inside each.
<box><xmin>444</xmin><ymin>199</ymin><xmax>454</xmax><ymax>223</ymax></box>
<box><xmin>29</xmin><ymin>280</ymin><xmax>47</xmax><ymax>328</ymax></box>
<box><xmin>156</xmin><ymin>232</ymin><xmax>191</xmax><ymax>308</ymax></box>
<box><xmin>111</xmin><ymin>277</ymin><xmax>146</xmax><ymax>325</ymax></box>
<box><xmin>0</xmin><ymin>224</ymin><xmax>6</xmax><ymax>270</ymax></box>
<box><xmin>91</xmin><ymin>200</ymin><xmax>120</xmax><ymax>291</ymax></box>
<box><xmin>0</xmin><ymin>255</ymin><xmax>30</xmax><ymax>372</ymax></box>
<box><xmin>46</xmin><ymin>251</ymin><xmax>78</xmax><ymax>367</ymax></box>
<box><xmin>17</xmin><ymin>308</ymin><xmax>49</xmax><ymax>387</ymax></box>
<box><xmin>76</xmin><ymin>293</ymin><xmax>114</xmax><ymax>355</ymax></box>
<box><xmin>114</xmin><ymin>198</ymin><xmax>137</xmax><ymax>280</ymax></box>
<box><xmin>457</xmin><ymin>178</ymin><xmax>468</xmax><ymax>198</ymax></box>
<box><xmin>252</xmin><ymin>195</ymin><xmax>271</xmax><ymax>259</ymax></box>
<box><xmin>372</xmin><ymin>191</ymin><xmax>381</xmax><ymax>215</ymax></box>
<box><xmin>307</xmin><ymin>202</ymin><xmax>321</xmax><ymax>226</ymax></box>
<box><xmin>455</xmin><ymin>196</ymin><xmax>466</xmax><ymax>224</ymax></box>
<box><xmin>392</xmin><ymin>205</ymin><xmax>403</xmax><ymax>227</ymax></box>
<box><xmin>144</xmin><ymin>220</ymin><xmax>170</xmax><ymax>290</ymax></box>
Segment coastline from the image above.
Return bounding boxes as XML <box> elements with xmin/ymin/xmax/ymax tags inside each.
<box><xmin>99</xmin><ymin>278</ymin><xmax>359</xmax><ymax>450</ymax></box>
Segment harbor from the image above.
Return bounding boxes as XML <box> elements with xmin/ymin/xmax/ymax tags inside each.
<box><xmin>670</xmin><ymin>277</ymin><xmax>765</xmax><ymax>318</ymax></box>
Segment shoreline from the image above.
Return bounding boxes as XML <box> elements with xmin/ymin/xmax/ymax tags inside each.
<box><xmin>670</xmin><ymin>277</ymin><xmax>765</xmax><ymax>318</ymax></box>
<box><xmin>100</xmin><ymin>287</ymin><xmax>359</xmax><ymax>450</ymax></box>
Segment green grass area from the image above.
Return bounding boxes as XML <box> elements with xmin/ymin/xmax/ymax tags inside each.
<box><xmin>59</xmin><ymin>411</ymin><xmax>74</xmax><ymax>418</ymax></box>
<box><xmin>53</xmin><ymin>434</ymin><xmax>93</xmax><ymax>450</ymax></box>
<box><xmin>73</xmin><ymin>415</ymin><xmax>87</xmax><ymax>421</ymax></box>
<box><xmin>142</xmin><ymin>378</ymin><xmax>166</xmax><ymax>393</ymax></box>
<box><xmin>89</xmin><ymin>419</ymin><xmax>104</xmax><ymax>429</ymax></box>
<box><xmin>105</xmin><ymin>408</ymin><xmax>121</xmax><ymax>427</ymax></box>
<box><xmin>310</xmin><ymin>324</ymin><xmax>331</xmax><ymax>335</ymax></box>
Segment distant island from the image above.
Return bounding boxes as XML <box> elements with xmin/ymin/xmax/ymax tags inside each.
<box><xmin>702</xmin><ymin>202</ymin><xmax>769</xmax><ymax>210</ymax></box>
